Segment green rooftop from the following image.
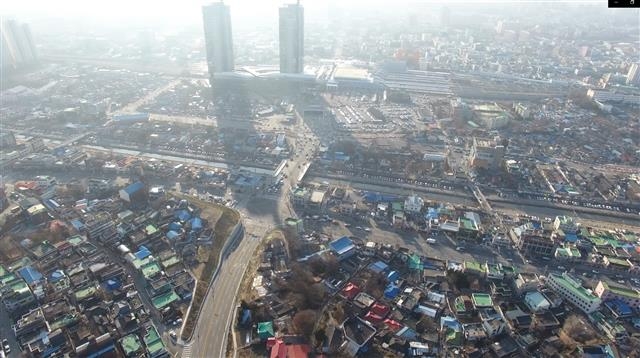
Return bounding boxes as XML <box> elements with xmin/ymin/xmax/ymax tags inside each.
<box><xmin>151</xmin><ymin>290</ymin><xmax>180</xmax><ymax>309</ymax></box>
<box><xmin>257</xmin><ymin>321</ymin><xmax>275</xmax><ymax>339</ymax></box>
<box><xmin>391</xmin><ymin>202</ymin><xmax>403</xmax><ymax>212</ymax></box>
<box><xmin>121</xmin><ymin>334</ymin><xmax>143</xmax><ymax>356</ymax></box>
<box><xmin>0</xmin><ymin>265</ymin><xmax>8</xmax><ymax>279</ymax></box>
<box><xmin>132</xmin><ymin>257</ymin><xmax>153</xmax><ymax>269</ymax></box>
<box><xmin>67</xmin><ymin>235</ymin><xmax>85</xmax><ymax>246</ymax></box>
<box><xmin>1</xmin><ymin>273</ymin><xmax>18</xmax><ymax>286</ymax></box>
<box><xmin>445</xmin><ymin>328</ymin><xmax>464</xmax><ymax>346</ymax></box>
<box><xmin>74</xmin><ymin>285</ymin><xmax>98</xmax><ymax>301</ymax></box>
<box><xmin>487</xmin><ymin>264</ymin><xmax>502</xmax><ymax>275</ymax></box>
<box><xmin>460</xmin><ymin>217</ymin><xmax>478</xmax><ymax>231</ymax></box>
<box><xmin>606</xmin><ymin>257</ymin><xmax>631</xmax><ymax>267</ymax></box>
<box><xmin>471</xmin><ymin>293</ymin><xmax>493</xmax><ymax>308</ymax></box>
<box><xmin>145</xmin><ymin>225</ymin><xmax>158</xmax><ymax>236</ymax></box>
<box><xmin>8</xmin><ymin>279</ymin><xmax>31</xmax><ymax>295</ymax></box>
<box><xmin>408</xmin><ymin>254</ymin><xmax>421</xmax><ymax>270</ymax></box>
<box><xmin>465</xmin><ymin>261</ymin><xmax>485</xmax><ymax>273</ymax></box>
<box><xmin>9</xmin><ymin>257</ymin><xmax>33</xmax><ymax>272</ymax></box>
<box><xmin>606</xmin><ymin>239</ymin><xmax>623</xmax><ymax>248</ymax></box>
<box><xmin>601</xmin><ymin>281</ymin><xmax>640</xmax><ymax>299</ymax></box>
<box><xmin>49</xmin><ymin>313</ymin><xmax>79</xmax><ymax>331</ymax></box>
<box><xmin>143</xmin><ymin>326</ymin><xmax>166</xmax><ymax>355</ymax></box>
<box><xmin>550</xmin><ymin>273</ymin><xmax>600</xmax><ymax>302</ymax></box>
<box><xmin>588</xmin><ymin>236</ymin><xmax>608</xmax><ymax>247</ymax></box>
<box><xmin>292</xmin><ymin>187</ymin><xmax>308</xmax><ymax>197</ymax></box>
<box><xmin>32</xmin><ymin>241</ymin><xmax>56</xmax><ymax>259</ymax></box>
<box><xmin>141</xmin><ymin>262</ymin><xmax>162</xmax><ymax>279</ymax></box>
<box><xmin>454</xmin><ymin>296</ymin><xmax>467</xmax><ymax>313</ymax></box>
<box><xmin>161</xmin><ymin>256</ymin><xmax>181</xmax><ymax>269</ymax></box>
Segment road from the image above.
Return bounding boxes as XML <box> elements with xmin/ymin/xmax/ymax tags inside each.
<box><xmin>186</xmin><ymin>106</ymin><xmax>640</xmax><ymax>356</ymax></box>
<box><xmin>186</xmin><ymin>117</ymin><xmax>315</xmax><ymax>358</ymax></box>
<box><xmin>187</xmin><ymin>219</ymin><xmax>263</xmax><ymax>358</ymax></box>
<box><xmin>115</xmin><ymin>79</ymin><xmax>182</xmax><ymax>114</ymax></box>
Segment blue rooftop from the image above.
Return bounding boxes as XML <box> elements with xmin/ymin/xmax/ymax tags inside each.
<box><xmin>123</xmin><ymin>181</ymin><xmax>144</xmax><ymax>195</ymax></box>
<box><xmin>329</xmin><ymin>236</ymin><xmax>355</xmax><ymax>255</ymax></box>
<box><xmin>369</xmin><ymin>261</ymin><xmax>389</xmax><ymax>274</ymax></box>
<box><xmin>363</xmin><ymin>192</ymin><xmax>399</xmax><ymax>203</ymax></box>
<box><xmin>565</xmin><ymin>233</ymin><xmax>578</xmax><ymax>243</ymax></box>
<box><xmin>169</xmin><ymin>222</ymin><xmax>183</xmax><ymax>231</ymax></box>
<box><xmin>190</xmin><ymin>217</ymin><xmax>203</xmax><ymax>231</ymax></box>
<box><xmin>604</xmin><ymin>299</ymin><xmax>633</xmax><ymax>317</ymax></box>
<box><xmin>424</xmin><ymin>207</ymin><xmax>438</xmax><ymax>220</ymax></box>
<box><xmin>135</xmin><ymin>246</ymin><xmax>152</xmax><ymax>260</ymax></box>
<box><xmin>70</xmin><ymin>219</ymin><xmax>84</xmax><ymax>231</ymax></box>
<box><xmin>18</xmin><ymin>266</ymin><xmax>43</xmax><ymax>284</ymax></box>
<box><xmin>175</xmin><ymin>209</ymin><xmax>191</xmax><ymax>222</ymax></box>
<box><xmin>384</xmin><ymin>284</ymin><xmax>400</xmax><ymax>299</ymax></box>
<box><xmin>50</xmin><ymin>269</ymin><xmax>66</xmax><ymax>282</ymax></box>
<box><xmin>166</xmin><ymin>231</ymin><xmax>180</xmax><ymax>240</ymax></box>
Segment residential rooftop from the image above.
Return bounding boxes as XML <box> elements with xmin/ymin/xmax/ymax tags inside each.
<box><xmin>465</xmin><ymin>261</ymin><xmax>485</xmax><ymax>273</ymax></box>
<box><xmin>74</xmin><ymin>285</ymin><xmax>98</xmax><ymax>301</ymax></box>
<box><xmin>549</xmin><ymin>273</ymin><xmax>599</xmax><ymax>301</ymax></box>
<box><xmin>151</xmin><ymin>290</ymin><xmax>180</xmax><ymax>309</ymax></box>
<box><xmin>471</xmin><ymin>293</ymin><xmax>493</xmax><ymax>308</ymax></box>
<box><xmin>601</xmin><ymin>281</ymin><xmax>640</xmax><ymax>299</ymax></box>
<box><xmin>143</xmin><ymin>325</ymin><xmax>166</xmax><ymax>355</ymax></box>
<box><xmin>121</xmin><ymin>334</ymin><xmax>143</xmax><ymax>356</ymax></box>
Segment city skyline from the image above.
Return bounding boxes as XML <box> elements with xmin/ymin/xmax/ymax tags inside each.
<box><xmin>202</xmin><ymin>2</ymin><xmax>234</xmax><ymax>73</ymax></box>
<box><xmin>0</xmin><ymin>1</ymin><xmax>639</xmax><ymax>358</ymax></box>
<box><xmin>278</xmin><ymin>2</ymin><xmax>304</xmax><ymax>74</ymax></box>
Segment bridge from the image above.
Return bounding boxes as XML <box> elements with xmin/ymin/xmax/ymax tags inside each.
<box><xmin>52</xmin><ymin>132</ymin><xmax>93</xmax><ymax>150</ymax></box>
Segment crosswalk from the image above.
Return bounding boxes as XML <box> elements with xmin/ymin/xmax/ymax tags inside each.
<box><xmin>181</xmin><ymin>344</ymin><xmax>192</xmax><ymax>358</ymax></box>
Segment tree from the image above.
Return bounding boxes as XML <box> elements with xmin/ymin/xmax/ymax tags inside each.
<box><xmin>363</xmin><ymin>272</ymin><xmax>387</xmax><ymax>298</ymax></box>
<box><xmin>314</xmin><ymin>329</ymin><xmax>327</xmax><ymax>346</ymax></box>
<box><xmin>309</xmin><ymin>255</ymin><xmax>340</xmax><ymax>277</ymax></box>
<box><xmin>562</xmin><ymin>314</ymin><xmax>600</xmax><ymax>344</ymax></box>
<box><xmin>293</xmin><ymin>310</ymin><xmax>317</xmax><ymax>338</ymax></box>
<box><xmin>627</xmin><ymin>337</ymin><xmax>640</xmax><ymax>358</ymax></box>
<box><xmin>416</xmin><ymin>316</ymin><xmax>438</xmax><ymax>334</ymax></box>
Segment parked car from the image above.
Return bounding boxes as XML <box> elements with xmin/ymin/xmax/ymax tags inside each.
<box><xmin>2</xmin><ymin>339</ymin><xmax>9</xmax><ymax>354</ymax></box>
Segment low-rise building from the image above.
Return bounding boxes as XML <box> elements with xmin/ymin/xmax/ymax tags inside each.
<box><xmin>513</xmin><ymin>272</ymin><xmax>541</xmax><ymax>294</ymax></box>
<box><xmin>342</xmin><ymin>317</ymin><xmax>376</xmax><ymax>356</ymax></box>
<box><xmin>524</xmin><ymin>291</ymin><xmax>551</xmax><ymax>312</ymax></box>
<box><xmin>594</xmin><ymin>280</ymin><xmax>640</xmax><ymax>309</ymax></box>
<box><xmin>546</xmin><ymin>273</ymin><xmax>601</xmax><ymax>314</ymax></box>
<box><xmin>510</xmin><ymin>223</ymin><xmax>556</xmax><ymax>258</ymax></box>
<box><xmin>329</xmin><ymin>237</ymin><xmax>356</xmax><ymax>261</ymax></box>
<box><xmin>602</xmin><ymin>256</ymin><xmax>633</xmax><ymax>271</ymax></box>
<box><xmin>468</xmin><ymin>137</ymin><xmax>505</xmax><ymax>170</ymax></box>
<box><xmin>404</xmin><ymin>195</ymin><xmax>424</xmax><ymax>214</ymax></box>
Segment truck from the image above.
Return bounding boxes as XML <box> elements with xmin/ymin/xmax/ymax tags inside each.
<box><xmin>426</xmin><ymin>238</ymin><xmax>436</xmax><ymax>244</ymax></box>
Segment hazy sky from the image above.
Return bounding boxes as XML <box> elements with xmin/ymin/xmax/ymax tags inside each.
<box><xmin>1</xmin><ymin>0</ymin><xmax>604</xmax><ymax>19</ymax></box>
<box><xmin>0</xmin><ymin>0</ymin><xmax>622</xmax><ymax>32</ymax></box>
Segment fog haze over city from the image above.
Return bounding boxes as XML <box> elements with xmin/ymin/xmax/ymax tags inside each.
<box><xmin>1</xmin><ymin>0</ymin><xmax>640</xmax><ymax>358</ymax></box>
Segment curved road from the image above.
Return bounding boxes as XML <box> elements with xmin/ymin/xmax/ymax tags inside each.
<box><xmin>184</xmin><ymin>115</ymin><xmax>317</xmax><ymax>358</ymax></box>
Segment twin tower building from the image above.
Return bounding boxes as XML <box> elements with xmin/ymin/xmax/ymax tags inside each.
<box><xmin>202</xmin><ymin>1</ymin><xmax>304</xmax><ymax>75</ymax></box>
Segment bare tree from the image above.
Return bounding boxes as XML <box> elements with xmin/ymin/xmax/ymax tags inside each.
<box><xmin>293</xmin><ymin>310</ymin><xmax>317</xmax><ymax>338</ymax></box>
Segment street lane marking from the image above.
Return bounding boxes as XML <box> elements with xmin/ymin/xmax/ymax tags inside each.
<box><xmin>182</xmin><ymin>344</ymin><xmax>192</xmax><ymax>358</ymax></box>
